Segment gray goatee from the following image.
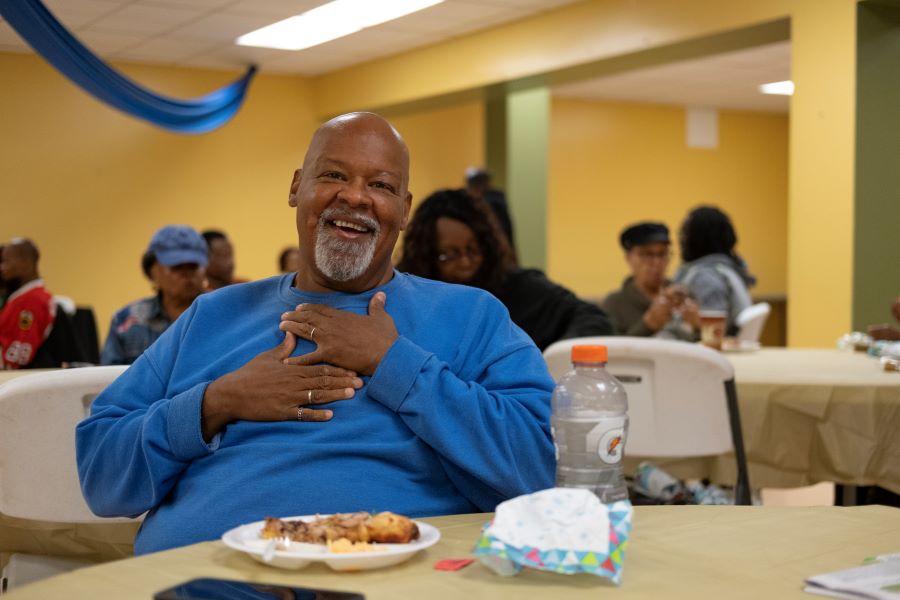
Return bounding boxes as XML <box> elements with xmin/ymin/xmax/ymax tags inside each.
<box><xmin>314</xmin><ymin>207</ymin><xmax>380</xmax><ymax>282</ymax></box>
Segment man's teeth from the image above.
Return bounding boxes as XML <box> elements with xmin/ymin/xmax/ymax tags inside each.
<box><xmin>332</xmin><ymin>219</ymin><xmax>369</xmax><ymax>232</ymax></box>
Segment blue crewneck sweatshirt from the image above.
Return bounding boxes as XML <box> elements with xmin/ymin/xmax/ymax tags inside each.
<box><xmin>76</xmin><ymin>272</ymin><xmax>555</xmax><ymax>554</ymax></box>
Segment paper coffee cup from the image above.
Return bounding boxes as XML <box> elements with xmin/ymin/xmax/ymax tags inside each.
<box><xmin>699</xmin><ymin>310</ymin><xmax>727</xmax><ymax>350</ymax></box>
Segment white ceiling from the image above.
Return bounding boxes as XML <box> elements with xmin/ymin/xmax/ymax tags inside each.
<box><xmin>0</xmin><ymin>0</ymin><xmax>580</xmax><ymax>75</ymax></box>
<box><xmin>553</xmin><ymin>41</ymin><xmax>791</xmax><ymax>113</ymax></box>
<box><xmin>1</xmin><ymin>2</ymin><xmax>790</xmax><ymax>112</ymax></box>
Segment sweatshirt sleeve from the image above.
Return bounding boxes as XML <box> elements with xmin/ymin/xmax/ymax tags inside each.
<box><xmin>365</xmin><ymin>301</ymin><xmax>556</xmax><ymax>512</ymax></box>
<box><xmin>624</xmin><ymin>318</ymin><xmax>654</xmax><ymax>337</ymax></box>
<box><xmin>76</xmin><ymin>302</ymin><xmax>216</xmax><ymax>518</ymax></box>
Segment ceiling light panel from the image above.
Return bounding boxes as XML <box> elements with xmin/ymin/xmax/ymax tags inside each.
<box><xmin>236</xmin><ymin>0</ymin><xmax>444</xmax><ymax>51</ymax></box>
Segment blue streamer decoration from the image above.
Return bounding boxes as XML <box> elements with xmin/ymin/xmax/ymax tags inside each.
<box><xmin>0</xmin><ymin>0</ymin><xmax>257</xmax><ymax>134</ymax></box>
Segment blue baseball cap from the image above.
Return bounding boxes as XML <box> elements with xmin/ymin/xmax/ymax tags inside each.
<box><xmin>148</xmin><ymin>225</ymin><xmax>209</xmax><ymax>267</ymax></box>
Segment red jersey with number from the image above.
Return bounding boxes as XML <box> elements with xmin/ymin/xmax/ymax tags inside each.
<box><xmin>0</xmin><ymin>280</ymin><xmax>55</xmax><ymax>369</ymax></box>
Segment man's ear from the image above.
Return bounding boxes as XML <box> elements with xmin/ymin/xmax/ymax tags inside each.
<box><xmin>288</xmin><ymin>168</ymin><xmax>302</xmax><ymax>207</ymax></box>
<box><xmin>399</xmin><ymin>192</ymin><xmax>413</xmax><ymax>230</ymax></box>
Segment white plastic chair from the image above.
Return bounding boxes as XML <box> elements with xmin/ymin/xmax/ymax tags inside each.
<box><xmin>736</xmin><ymin>302</ymin><xmax>771</xmax><ymax>343</ymax></box>
<box><xmin>0</xmin><ymin>366</ymin><xmax>140</xmax><ymax>593</ymax></box>
<box><xmin>543</xmin><ymin>336</ymin><xmax>751</xmax><ymax>504</ymax></box>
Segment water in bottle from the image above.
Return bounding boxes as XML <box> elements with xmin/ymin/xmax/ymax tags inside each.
<box><xmin>551</xmin><ymin>344</ymin><xmax>629</xmax><ymax>503</ymax></box>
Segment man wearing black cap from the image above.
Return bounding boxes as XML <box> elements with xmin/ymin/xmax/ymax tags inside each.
<box><xmin>100</xmin><ymin>225</ymin><xmax>208</xmax><ymax>365</ymax></box>
<box><xmin>603</xmin><ymin>222</ymin><xmax>697</xmax><ymax>336</ymax></box>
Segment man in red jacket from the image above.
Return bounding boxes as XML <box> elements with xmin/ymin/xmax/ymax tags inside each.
<box><xmin>0</xmin><ymin>238</ymin><xmax>55</xmax><ymax>369</ymax></box>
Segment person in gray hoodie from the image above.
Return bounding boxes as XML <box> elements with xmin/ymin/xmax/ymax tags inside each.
<box><xmin>669</xmin><ymin>206</ymin><xmax>756</xmax><ymax>337</ymax></box>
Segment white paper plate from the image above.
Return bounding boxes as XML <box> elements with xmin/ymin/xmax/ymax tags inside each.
<box><xmin>222</xmin><ymin>515</ymin><xmax>440</xmax><ymax>571</ymax></box>
<box><xmin>721</xmin><ymin>339</ymin><xmax>761</xmax><ymax>353</ymax></box>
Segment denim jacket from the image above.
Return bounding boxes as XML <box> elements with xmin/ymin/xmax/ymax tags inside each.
<box><xmin>100</xmin><ymin>295</ymin><xmax>172</xmax><ymax>365</ymax></box>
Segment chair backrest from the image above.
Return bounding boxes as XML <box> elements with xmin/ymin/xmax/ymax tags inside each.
<box><xmin>0</xmin><ymin>366</ymin><xmax>134</xmax><ymax>523</ymax></box>
<box><xmin>28</xmin><ymin>308</ymin><xmax>81</xmax><ymax>368</ymax></box>
<box><xmin>736</xmin><ymin>302</ymin><xmax>771</xmax><ymax>343</ymax></box>
<box><xmin>543</xmin><ymin>336</ymin><xmax>735</xmax><ymax>457</ymax></box>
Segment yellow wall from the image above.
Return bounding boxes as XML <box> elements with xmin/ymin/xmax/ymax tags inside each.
<box><xmin>3</xmin><ymin>0</ymin><xmax>858</xmax><ymax>347</ymax></box>
<box><xmin>0</xmin><ymin>53</ymin><xmax>484</xmax><ymax>341</ymax></box>
<box><xmin>548</xmin><ymin>97</ymin><xmax>788</xmax><ymax>301</ymax></box>
<box><xmin>787</xmin><ymin>0</ymin><xmax>856</xmax><ymax>346</ymax></box>
<box><xmin>388</xmin><ymin>100</ymin><xmax>484</xmax><ymax>208</ymax></box>
<box><xmin>0</xmin><ymin>53</ymin><xmax>318</xmax><ymax>340</ymax></box>
<box><xmin>311</xmin><ymin>0</ymin><xmax>857</xmax><ymax>347</ymax></box>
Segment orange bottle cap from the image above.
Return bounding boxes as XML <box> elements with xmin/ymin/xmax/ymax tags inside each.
<box><xmin>571</xmin><ymin>344</ymin><xmax>608</xmax><ymax>363</ymax></box>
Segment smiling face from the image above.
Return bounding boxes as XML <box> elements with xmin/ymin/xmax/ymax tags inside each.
<box><xmin>289</xmin><ymin>113</ymin><xmax>412</xmax><ymax>293</ymax></box>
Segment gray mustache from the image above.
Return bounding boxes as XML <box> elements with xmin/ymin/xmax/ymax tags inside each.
<box><xmin>320</xmin><ymin>207</ymin><xmax>380</xmax><ymax>234</ymax></box>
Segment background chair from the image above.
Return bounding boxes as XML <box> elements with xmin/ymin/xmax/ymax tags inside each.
<box><xmin>543</xmin><ymin>336</ymin><xmax>751</xmax><ymax>505</ymax></box>
<box><xmin>28</xmin><ymin>305</ymin><xmax>100</xmax><ymax>369</ymax></box>
<box><xmin>0</xmin><ymin>366</ymin><xmax>141</xmax><ymax>593</ymax></box>
<box><xmin>736</xmin><ymin>302</ymin><xmax>771</xmax><ymax>344</ymax></box>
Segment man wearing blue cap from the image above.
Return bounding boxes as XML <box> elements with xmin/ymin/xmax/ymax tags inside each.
<box><xmin>100</xmin><ymin>225</ymin><xmax>208</xmax><ymax>365</ymax></box>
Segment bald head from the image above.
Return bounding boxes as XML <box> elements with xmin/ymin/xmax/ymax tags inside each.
<box><xmin>302</xmin><ymin>112</ymin><xmax>410</xmax><ymax>184</ymax></box>
<box><xmin>1</xmin><ymin>237</ymin><xmax>40</xmax><ymax>284</ymax></box>
<box><xmin>6</xmin><ymin>238</ymin><xmax>39</xmax><ymax>263</ymax></box>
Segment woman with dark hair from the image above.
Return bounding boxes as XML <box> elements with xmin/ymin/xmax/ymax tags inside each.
<box><xmin>398</xmin><ymin>189</ymin><xmax>612</xmax><ymax>351</ymax></box>
<box><xmin>672</xmin><ymin>206</ymin><xmax>755</xmax><ymax>336</ymax></box>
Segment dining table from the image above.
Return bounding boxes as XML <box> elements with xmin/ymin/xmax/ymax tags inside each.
<box><xmin>624</xmin><ymin>347</ymin><xmax>900</xmax><ymax>496</ymax></box>
<box><xmin>5</xmin><ymin>506</ymin><xmax>900</xmax><ymax>599</ymax></box>
<box><xmin>2</xmin><ymin>348</ymin><xmax>898</xmax><ymax>577</ymax></box>
<box><xmin>0</xmin><ymin>369</ymin><xmax>56</xmax><ymax>385</ymax></box>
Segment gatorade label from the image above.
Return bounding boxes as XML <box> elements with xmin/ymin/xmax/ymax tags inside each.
<box><xmin>586</xmin><ymin>417</ymin><xmax>626</xmax><ymax>465</ymax></box>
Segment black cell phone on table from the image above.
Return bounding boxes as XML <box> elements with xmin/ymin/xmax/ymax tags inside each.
<box><xmin>153</xmin><ymin>577</ymin><xmax>365</xmax><ymax>600</ymax></box>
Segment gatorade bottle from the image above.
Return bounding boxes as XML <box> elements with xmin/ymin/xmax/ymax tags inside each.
<box><xmin>551</xmin><ymin>344</ymin><xmax>629</xmax><ymax>503</ymax></box>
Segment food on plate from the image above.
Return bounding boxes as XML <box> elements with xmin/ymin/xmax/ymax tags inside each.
<box><xmin>327</xmin><ymin>538</ymin><xmax>385</xmax><ymax>553</ymax></box>
<box><xmin>260</xmin><ymin>511</ymin><xmax>420</xmax><ymax>547</ymax></box>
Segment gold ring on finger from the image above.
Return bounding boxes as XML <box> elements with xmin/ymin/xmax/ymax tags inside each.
<box><xmin>297</xmin><ymin>406</ymin><xmax>304</xmax><ymax>421</ymax></box>
<box><xmin>307</xmin><ymin>389</ymin><xmax>313</xmax><ymax>403</ymax></box>
<box><xmin>310</xmin><ymin>326</ymin><xmax>317</xmax><ymax>340</ymax></box>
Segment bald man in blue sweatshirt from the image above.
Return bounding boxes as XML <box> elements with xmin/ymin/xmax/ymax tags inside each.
<box><xmin>76</xmin><ymin>113</ymin><xmax>555</xmax><ymax>554</ymax></box>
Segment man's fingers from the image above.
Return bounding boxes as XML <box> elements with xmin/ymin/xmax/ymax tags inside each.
<box><xmin>283</xmin><ymin>303</ymin><xmax>339</xmax><ymax>321</ymax></box>
<box><xmin>307</xmin><ymin>364</ymin><xmax>357</xmax><ymax>379</ymax></box>
<box><xmin>279</xmin><ymin>320</ymin><xmax>317</xmax><ymax>341</ymax></box>
<box><xmin>283</xmin><ymin>350</ymin><xmax>325</xmax><ymax>366</ymax></box>
<box><xmin>273</xmin><ymin>331</ymin><xmax>296</xmax><ymax>361</ymax></box>
<box><xmin>307</xmin><ymin>376</ymin><xmax>363</xmax><ymax>391</ymax></box>
<box><xmin>368</xmin><ymin>292</ymin><xmax>387</xmax><ymax>315</ymax></box>
<box><xmin>296</xmin><ymin>407</ymin><xmax>334</xmax><ymax>422</ymax></box>
<box><xmin>303</xmin><ymin>387</ymin><xmax>356</xmax><ymax>405</ymax></box>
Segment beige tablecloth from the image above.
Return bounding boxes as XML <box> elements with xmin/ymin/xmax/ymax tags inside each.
<box><xmin>7</xmin><ymin>507</ymin><xmax>900</xmax><ymax>599</ymax></box>
<box><xmin>4</xmin><ymin>351</ymin><xmax>898</xmax><ymax>569</ymax></box>
<box><xmin>626</xmin><ymin>348</ymin><xmax>900</xmax><ymax>494</ymax></box>
<box><xmin>0</xmin><ymin>369</ymin><xmax>56</xmax><ymax>385</ymax></box>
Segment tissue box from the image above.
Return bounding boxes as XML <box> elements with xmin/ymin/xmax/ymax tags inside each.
<box><xmin>473</xmin><ymin>488</ymin><xmax>633</xmax><ymax>584</ymax></box>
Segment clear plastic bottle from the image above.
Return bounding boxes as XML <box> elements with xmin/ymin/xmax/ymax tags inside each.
<box><xmin>551</xmin><ymin>344</ymin><xmax>629</xmax><ymax>503</ymax></box>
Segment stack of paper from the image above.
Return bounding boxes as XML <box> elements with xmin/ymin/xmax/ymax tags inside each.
<box><xmin>806</xmin><ymin>554</ymin><xmax>900</xmax><ymax>600</ymax></box>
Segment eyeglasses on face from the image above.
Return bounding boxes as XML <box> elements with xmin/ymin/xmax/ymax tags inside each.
<box><xmin>437</xmin><ymin>246</ymin><xmax>483</xmax><ymax>264</ymax></box>
<box><xmin>634</xmin><ymin>249</ymin><xmax>671</xmax><ymax>261</ymax></box>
